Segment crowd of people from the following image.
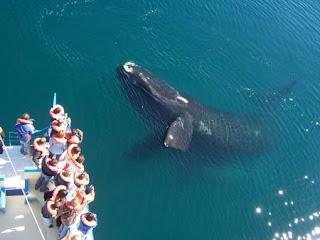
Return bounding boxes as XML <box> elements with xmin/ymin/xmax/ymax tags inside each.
<box><xmin>15</xmin><ymin>104</ymin><xmax>97</xmax><ymax>240</ymax></box>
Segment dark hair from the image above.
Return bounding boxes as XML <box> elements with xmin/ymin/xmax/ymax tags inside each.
<box><xmin>22</xmin><ymin>113</ymin><xmax>30</xmax><ymax>120</ymax></box>
<box><xmin>50</xmin><ymin>202</ymin><xmax>58</xmax><ymax>210</ymax></box>
<box><xmin>62</xmin><ymin>170</ymin><xmax>71</xmax><ymax>177</ymax></box>
<box><xmin>76</xmin><ymin>155</ymin><xmax>85</xmax><ymax>164</ymax></box>
<box><xmin>77</xmin><ymin>172</ymin><xmax>86</xmax><ymax>180</ymax></box>
<box><xmin>48</xmin><ymin>158</ymin><xmax>58</xmax><ymax>166</ymax></box>
<box><xmin>72</xmin><ymin>146</ymin><xmax>81</xmax><ymax>154</ymax></box>
<box><xmin>38</xmin><ymin>138</ymin><xmax>46</xmax><ymax>145</ymax></box>
<box><xmin>53</xmin><ymin>108</ymin><xmax>61</xmax><ymax>114</ymax></box>
<box><xmin>85</xmin><ymin>213</ymin><xmax>95</xmax><ymax>221</ymax></box>
<box><xmin>58</xmin><ymin>190</ymin><xmax>68</xmax><ymax>198</ymax></box>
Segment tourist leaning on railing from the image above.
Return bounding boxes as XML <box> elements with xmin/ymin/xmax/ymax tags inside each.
<box><xmin>49</xmin><ymin>130</ymin><xmax>67</xmax><ymax>160</ymax></box>
<box><xmin>32</xmin><ymin>137</ymin><xmax>49</xmax><ymax>168</ymax></box>
<box><xmin>15</xmin><ymin>113</ymin><xmax>35</xmax><ymax>155</ymax></box>
<box><xmin>35</xmin><ymin>157</ymin><xmax>59</xmax><ymax>192</ymax></box>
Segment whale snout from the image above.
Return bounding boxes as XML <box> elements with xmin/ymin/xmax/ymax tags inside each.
<box><xmin>116</xmin><ymin>62</ymin><xmax>137</xmax><ymax>83</ymax></box>
<box><xmin>116</xmin><ymin>66</ymin><xmax>131</xmax><ymax>83</ymax></box>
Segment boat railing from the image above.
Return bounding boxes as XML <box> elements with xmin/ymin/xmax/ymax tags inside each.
<box><xmin>8</xmin><ymin>92</ymin><xmax>56</xmax><ymax>146</ymax></box>
<box><xmin>8</xmin><ymin>127</ymin><xmax>50</xmax><ymax>146</ymax></box>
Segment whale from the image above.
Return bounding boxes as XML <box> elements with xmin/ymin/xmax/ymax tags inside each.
<box><xmin>116</xmin><ymin>61</ymin><xmax>292</xmax><ymax>156</ymax></box>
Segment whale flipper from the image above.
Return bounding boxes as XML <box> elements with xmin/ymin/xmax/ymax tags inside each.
<box><xmin>164</xmin><ymin>113</ymin><xmax>193</xmax><ymax>151</ymax></box>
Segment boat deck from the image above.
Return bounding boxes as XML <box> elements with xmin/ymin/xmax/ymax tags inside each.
<box><xmin>0</xmin><ymin>146</ymin><xmax>30</xmax><ymax>189</ymax></box>
<box><xmin>0</xmin><ymin>146</ymin><xmax>93</xmax><ymax>240</ymax></box>
<box><xmin>0</xmin><ymin>195</ymin><xmax>56</xmax><ymax>240</ymax></box>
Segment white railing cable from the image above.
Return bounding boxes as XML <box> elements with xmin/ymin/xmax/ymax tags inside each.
<box><xmin>0</xmin><ymin>136</ymin><xmax>46</xmax><ymax>240</ymax></box>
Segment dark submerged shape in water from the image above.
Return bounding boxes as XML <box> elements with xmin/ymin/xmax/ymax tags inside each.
<box><xmin>116</xmin><ymin>62</ymin><xmax>268</xmax><ymax>157</ymax></box>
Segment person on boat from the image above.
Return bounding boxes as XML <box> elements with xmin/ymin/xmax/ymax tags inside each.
<box><xmin>32</xmin><ymin>137</ymin><xmax>49</xmax><ymax>167</ymax></box>
<box><xmin>61</xmin><ymin>113</ymin><xmax>72</xmax><ymax>133</ymax></box>
<box><xmin>0</xmin><ymin>127</ymin><xmax>5</xmax><ymax>154</ymax></box>
<box><xmin>43</xmin><ymin>182</ymin><xmax>59</xmax><ymax>201</ymax></box>
<box><xmin>66</xmin><ymin>129</ymin><xmax>83</xmax><ymax>146</ymax></box>
<box><xmin>83</xmin><ymin>184</ymin><xmax>95</xmax><ymax>205</ymax></box>
<box><xmin>67</xmin><ymin>144</ymin><xmax>81</xmax><ymax>162</ymax></box>
<box><xmin>49</xmin><ymin>104</ymin><xmax>72</xmax><ymax>133</ymax></box>
<box><xmin>65</xmin><ymin>171</ymin><xmax>89</xmax><ymax>203</ymax></box>
<box><xmin>41</xmin><ymin>199</ymin><xmax>58</xmax><ymax>228</ymax></box>
<box><xmin>36</xmin><ymin>157</ymin><xmax>59</xmax><ymax>192</ymax></box>
<box><xmin>15</xmin><ymin>113</ymin><xmax>35</xmax><ymax>155</ymax></box>
<box><xmin>50</xmin><ymin>185</ymin><xmax>68</xmax><ymax>210</ymax></box>
<box><xmin>74</xmin><ymin>171</ymin><xmax>90</xmax><ymax>189</ymax></box>
<box><xmin>55</xmin><ymin>170</ymin><xmax>74</xmax><ymax>188</ymax></box>
<box><xmin>49</xmin><ymin>130</ymin><xmax>67</xmax><ymax>160</ymax></box>
<box><xmin>63</xmin><ymin>154</ymin><xmax>85</xmax><ymax>176</ymax></box>
<box><xmin>58</xmin><ymin>198</ymin><xmax>83</xmax><ymax>238</ymax></box>
<box><xmin>51</xmin><ymin>120</ymin><xmax>67</xmax><ymax>133</ymax></box>
<box><xmin>77</xmin><ymin>212</ymin><xmax>98</xmax><ymax>238</ymax></box>
<box><xmin>49</xmin><ymin>104</ymin><xmax>65</xmax><ymax>121</ymax></box>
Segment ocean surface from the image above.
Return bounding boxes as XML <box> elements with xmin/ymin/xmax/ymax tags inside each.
<box><xmin>1</xmin><ymin>0</ymin><xmax>320</xmax><ymax>239</ymax></box>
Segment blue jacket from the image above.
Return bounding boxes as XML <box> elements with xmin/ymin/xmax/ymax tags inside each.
<box><xmin>15</xmin><ymin>123</ymin><xmax>33</xmax><ymax>142</ymax></box>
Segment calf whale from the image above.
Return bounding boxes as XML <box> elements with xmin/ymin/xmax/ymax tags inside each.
<box><xmin>116</xmin><ymin>62</ymin><xmax>291</xmax><ymax>156</ymax></box>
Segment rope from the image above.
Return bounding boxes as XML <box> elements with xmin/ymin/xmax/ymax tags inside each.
<box><xmin>0</xmin><ymin>136</ymin><xmax>46</xmax><ymax>240</ymax></box>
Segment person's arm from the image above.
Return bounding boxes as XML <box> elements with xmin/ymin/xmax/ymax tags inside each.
<box><xmin>16</xmin><ymin>118</ymin><xmax>33</xmax><ymax>125</ymax></box>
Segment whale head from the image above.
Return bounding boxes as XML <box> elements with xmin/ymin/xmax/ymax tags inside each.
<box><xmin>117</xmin><ymin>62</ymin><xmax>189</xmax><ymax>107</ymax></box>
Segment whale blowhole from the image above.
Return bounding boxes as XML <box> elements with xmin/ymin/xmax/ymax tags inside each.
<box><xmin>123</xmin><ymin>61</ymin><xmax>135</xmax><ymax>73</ymax></box>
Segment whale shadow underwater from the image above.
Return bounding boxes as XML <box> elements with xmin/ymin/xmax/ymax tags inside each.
<box><xmin>116</xmin><ymin>61</ymin><xmax>297</xmax><ymax>163</ymax></box>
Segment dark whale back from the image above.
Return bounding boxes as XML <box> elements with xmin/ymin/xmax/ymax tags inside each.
<box><xmin>117</xmin><ymin>62</ymin><xmax>272</xmax><ymax>156</ymax></box>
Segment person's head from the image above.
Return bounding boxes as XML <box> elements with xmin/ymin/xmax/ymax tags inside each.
<box><xmin>50</xmin><ymin>202</ymin><xmax>58</xmax><ymax>210</ymax></box>
<box><xmin>85</xmin><ymin>212</ymin><xmax>96</xmax><ymax>222</ymax></box>
<box><xmin>72</xmin><ymin>146</ymin><xmax>81</xmax><ymax>155</ymax></box>
<box><xmin>72</xmin><ymin>128</ymin><xmax>83</xmax><ymax>141</ymax></box>
<box><xmin>48</xmin><ymin>158</ymin><xmax>58</xmax><ymax>166</ymax></box>
<box><xmin>53</xmin><ymin>107</ymin><xmax>61</xmax><ymax>114</ymax></box>
<box><xmin>58</xmin><ymin>189</ymin><xmax>68</xmax><ymax>199</ymax></box>
<box><xmin>22</xmin><ymin>113</ymin><xmax>30</xmax><ymax>120</ymax></box>
<box><xmin>39</xmin><ymin>137</ymin><xmax>46</xmax><ymax>145</ymax></box>
<box><xmin>72</xmin><ymin>129</ymin><xmax>78</xmax><ymax>135</ymax></box>
<box><xmin>75</xmin><ymin>155</ymin><xmax>85</xmax><ymax>164</ymax></box>
<box><xmin>62</xmin><ymin>170</ymin><xmax>71</xmax><ymax>178</ymax></box>
<box><xmin>77</xmin><ymin>172</ymin><xmax>86</xmax><ymax>180</ymax></box>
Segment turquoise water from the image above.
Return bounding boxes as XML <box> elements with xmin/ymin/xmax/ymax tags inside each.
<box><xmin>1</xmin><ymin>0</ymin><xmax>320</xmax><ymax>239</ymax></box>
